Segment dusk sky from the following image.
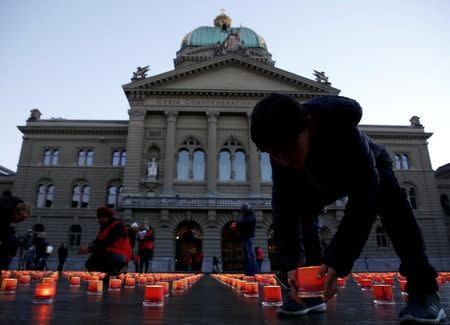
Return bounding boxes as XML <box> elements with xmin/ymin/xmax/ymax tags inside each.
<box><xmin>1</xmin><ymin>1</ymin><xmax>449</xmax><ymax>171</ymax></box>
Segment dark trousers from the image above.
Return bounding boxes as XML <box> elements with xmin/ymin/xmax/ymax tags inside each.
<box><xmin>57</xmin><ymin>258</ymin><xmax>66</xmax><ymax>272</ymax></box>
<box><xmin>274</xmin><ymin>166</ymin><xmax>437</xmax><ymax>294</ymax></box>
<box><xmin>139</xmin><ymin>249</ymin><xmax>153</xmax><ymax>273</ymax></box>
<box><xmin>377</xmin><ymin>166</ymin><xmax>437</xmax><ymax>294</ymax></box>
<box><xmin>242</xmin><ymin>238</ymin><xmax>256</xmax><ymax>276</ymax></box>
<box><xmin>85</xmin><ymin>252</ymin><xmax>127</xmax><ymax>276</ymax></box>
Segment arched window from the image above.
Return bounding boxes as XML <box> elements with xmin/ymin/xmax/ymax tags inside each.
<box><xmin>401</xmin><ymin>154</ymin><xmax>409</xmax><ymax>169</ymax></box>
<box><xmin>43</xmin><ymin>150</ymin><xmax>52</xmax><ymax>166</ymax></box>
<box><xmin>234</xmin><ymin>150</ymin><xmax>246</xmax><ymax>181</ymax></box>
<box><xmin>51</xmin><ymin>150</ymin><xmax>59</xmax><ymax>165</ymax></box>
<box><xmin>219</xmin><ymin>150</ymin><xmax>231</xmax><ymax>181</ymax></box>
<box><xmin>376</xmin><ymin>226</ymin><xmax>388</xmax><ymax>247</ymax></box>
<box><xmin>81</xmin><ymin>185</ymin><xmax>90</xmax><ymax>208</ymax></box>
<box><xmin>394</xmin><ymin>154</ymin><xmax>401</xmax><ymax>170</ymax></box>
<box><xmin>72</xmin><ymin>184</ymin><xmax>89</xmax><ymax>208</ymax></box>
<box><xmin>36</xmin><ymin>184</ymin><xmax>55</xmax><ymax>208</ymax></box>
<box><xmin>177</xmin><ymin>149</ymin><xmax>190</xmax><ymax>180</ymax></box>
<box><xmin>441</xmin><ymin>194</ymin><xmax>450</xmax><ymax>216</ymax></box>
<box><xmin>86</xmin><ymin>150</ymin><xmax>94</xmax><ymax>166</ymax></box>
<box><xmin>192</xmin><ymin>150</ymin><xmax>205</xmax><ymax>180</ymax></box>
<box><xmin>409</xmin><ymin>188</ymin><xmax>417</xmax><ymax>210</ymax></box>
<box><xmin>77</xmin><ymin>150</ymin><xmax>86</xmax><ymax>166</ymax></box>
<box><xmin>69</xmin><ymin>225</ymin><xmax>82</xmax><ymax>247</ymax></box>
<box><xmin>112</xmin><ymin>151</ymin><xmax>121</xmax><ymax>166</ymax></box>
<box><xmin>107</xmin><ymin>185</ymin><xmax>122</xmax><ymax>208</ymax></box>
<box><xmin>120</xmin><ymin>151</ymin><xmax>127</xmax><ymax>166</ymax></box>
<box><xmin>260</xmin><ymin>152</ymin><xmax>272</xmax><ymax>182</ymax></box>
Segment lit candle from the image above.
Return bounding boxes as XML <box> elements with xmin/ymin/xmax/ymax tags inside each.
<box><xmin>42</xmin><ymin>277</ymin><xmax>54</xmax><ymax>285</ymax></box>
<box><xmin>155</xmin><ymin>282</ymin><xmax>169</xmax><ymax>296</ymax></box>
<box><xmin>262</xmin><ymin>285</ymin><xmax>282</xmax><ymax>306</ymax></box>
<box><xmin>373</xmin><ymin>284</ymin><xmax>394</xmax><ymax>304</ymax></box>
<box><xmin>382</xmin><ymin>277</ymin><xmax>394</xmax><ymax>286</ymax></box>
<box><xmin>87</xmin><ymin>280</ymin><xmax>103</xmax><ymax>295</ymax></box>
<box><xmin>125</xmin><ymin>277</ymin><xmax>136</xmax><ymax>288</ymax></box>
<box><xmin>244</xmin><ymin>282</ymin><xmax>259</xmax><ymax>298</ymax></box>
<box><xmin>359</xmin><ymin>278</ymin><xmax>373</xmax><ymax>290</ymax></box>
<box><xmin>296</xmin><ymin>266</ymin><xmax>325</xmax><ymax>298</ymax></box>
<box><xmin>33</xmin><ymin>283</ymin><xmax>56</xmax><ymax>304</ymax></box>
<box><xmin>19</xmin><ymin>275</ymin><xmax>31</xmax><ymax>285</ymax></box>
<box><xmin>1</xmin><ymin>278</ymin><xmax>18</xmax><ymax>294</ymax></box>
<box><xmin>143</xmin><ymin>285</ymin><xmax>164</xmax><ymax>306</ymax></box>
<box><xmin>69</xmin><ymin>276</ymin><xmax>81</xmax><ymax>287</ymax></box>
<box><xmin>109</xmin><ymin>278</ymin><xmax>122</xmax><ymax>291</ymax></box>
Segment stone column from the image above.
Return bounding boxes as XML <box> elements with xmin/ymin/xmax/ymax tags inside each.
<box><xmin>123</xmin><ymin>110</ymin><xmax>145</xmax><ymax>194</ymax></box>
<box><xmin>206</xmin><ymin>111</ymin><xmax>219</xmax><ymax>195</ymax></box>
<box><xmin>248</xmin><ymin>112</ymin><xmax>260</xmax><ymax>195</ymax></box>
<box><xmin>162</xmin><ymin>111</ymin><xmax>178</xmax><ymax>193</ymax></box>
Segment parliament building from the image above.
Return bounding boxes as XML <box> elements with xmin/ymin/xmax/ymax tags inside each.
<box><xmin>7</xmin><ymin>13</ymin><xmax>450</xmax><ymax>272</ymax></box>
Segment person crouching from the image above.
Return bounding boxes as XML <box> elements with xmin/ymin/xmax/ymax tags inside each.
<box><xmin>85</xmin><ymin>207</ymin><xmax>132</xmax><ymax>277</ymax></box>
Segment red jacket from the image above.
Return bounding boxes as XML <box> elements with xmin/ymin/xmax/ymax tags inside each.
<box><xmin>255</xmin><ymin>247</ymin><xmax>264</xmax><ymax>261</ymax></box>
<box><xmin>97</xmin><ymin>219</ymin><xmax>132</xmax><ymax>262</ymax></box>
<box><xmin>138</xmin><ymin>229</ymin><xmax>154</xmax><ymax>251</ymax></box>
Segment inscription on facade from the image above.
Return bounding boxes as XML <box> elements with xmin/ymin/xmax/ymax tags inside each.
<box><xmin>153</xmin><ymin>98</ymin><xmax>255</xmax><ymax>108</ymax></box>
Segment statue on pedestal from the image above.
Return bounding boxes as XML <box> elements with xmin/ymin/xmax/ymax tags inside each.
<box><xmin>147</xmin><ymin>158</ymin><xmax>158</xmax><ymax>178</ymax></box>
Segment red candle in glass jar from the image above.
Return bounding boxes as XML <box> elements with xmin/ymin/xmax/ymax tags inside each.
<box><xmin>19</xmin><ymin>275</ymin><xmax>31</xmax><ymax>285</ymax></box>
<box><xmin>155</xmin><ymin>281</ymin><xmax>169</xmax><ymax>296</ymax></box>
<box><xmin>109</xmin><ymin>278</ymin><xmax>122</xmax><ymax>291</ymax></box>
<box><xmin>359</xmin><ymin>278</ymin><xmax>373</xmax><ymax>290</ymax></box>
<box><xmin>33</xmin><ymin>283</ymin><xmax>56</xmax><ymax>304</ymax></box>
<box><xmin>1</xmin><ymin>278</ymin><xmax>18</xmax><ymax>293</ymax></box>
<box><xmin>143</xmin><ymin>285</ymin><xmax>164</xmax><ymax>306</ymax></box>
<box><xmin>373</xmin><ymin>284</ymin><xmax>394</xmax><ymax>304</ymax></box>
<box><xmin>70</xmin><ymin>276</ymin><xmax>81</xmax><ymax>287</ymax></box>
<box><xmin>382</xmin><ymin>277</ymin><xmax>394</xmax><ymax>286</ymax></box>
<box><xmin>296</xmin><ymin>266</ymin><xmax>325</xmax><ymax>298</ymax></box>
<box><xmin>262</xmin><ymin>285</ymin><xmax>282</xmax><ymax>306</ymax></box>
<box><xmin>125</xmin><ymin>277</ymin><xmax>135</xmax><ymax>288</ymax></box>
<box><xmin>337</xmin><ymin>277</ymin><xmax>347</xmax><ymax>288</ymax></box>
<box><xmin>42</xmin><ymin>277</ymin><xmax>54</xmax><ymax>285</ymax></box>
<box><xmin>87</xmin><ymin>280</ymin><xmax>103</xmax><ymax>295</ymax></box>
<box><xmin>244</xmin><ymin>282</ymin><xmax>259</xmax><ymax>298</ymax></box>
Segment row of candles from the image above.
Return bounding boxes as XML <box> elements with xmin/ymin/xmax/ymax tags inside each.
<box><xmin>213</xmin><ymin>268</ymin><xmax>450</xmax><ymax>306</ymax></box>
<box><xmin>211</xmin><ymin>273</ymin><xmax>284</xmax><ymax>306</ymax></box>
<box><xmin>0</xmin><ymin>269</ymin><xmax>202</xmax><ymax>306</ymax></box>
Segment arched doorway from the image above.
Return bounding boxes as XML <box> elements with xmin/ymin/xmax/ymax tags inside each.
<box><xmin>268</xmin><ymin>225</ymin><xmax>280</xmax><ymax>271</ymax></box>
<box><xmin>221</xmin><ymin>221</ymin><xmax>243</xmax><ymax>271</ymax></box>
<box><xmin>174</xmin><ymin>220</ymin><xmax>202</xmax><ymax>271</ymax></box>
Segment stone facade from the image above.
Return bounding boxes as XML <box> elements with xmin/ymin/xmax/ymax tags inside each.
<box><xmin>436</xmin><ymin>163</ymin><xmax>450</xmax><ymax>248</ymax></box>
<box><xmin>9</xmin><ymin>16</ymin><xmax>450</xmax><ymax>272</ymax></box>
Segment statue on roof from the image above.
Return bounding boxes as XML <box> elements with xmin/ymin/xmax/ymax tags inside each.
<box><xmin>223</xmin><ymin>28</ymin><xmax>241</xmax><ymax>52</ymax></box>
<box><xmin>313</xmin><ymin>70</ymin><xmax>331</xmax><ymax>85</ymax></box>
<box><xmin>27</xmin><ymin>109</ymin><xmax>41</xmax><ymax>121</ymax></box>
<box><xmin>410</xmin><ymin>116</ymin><xmax>423</xmax><ymax>128</ymax></box>
<box><xmin>131</xmin><ymin>66</ymin><xmax>150</xmax><ymax>81</ymax></box>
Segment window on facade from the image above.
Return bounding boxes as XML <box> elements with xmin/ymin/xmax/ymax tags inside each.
<box><xmin>78</xmin><ymin>149</ymin><xmax>94</xmax><ymax>166</ymax></box>
<box><xmin>219</xmin><ymin>150</ymin><xmax>232</xmax><ymax>181</ymax></box>
<box><xmin>441</xmin><ymin>194</ymin><xmax>450</xmax><ymax>216</ymax></box>
<box><xmin>112</xmin><ymin>150</ymin><xmax>127</xmax><ymax>166</ymax></box>
<box><xmin>176</xmin><ymin>139</ymin><xmax>205</xmax><ymax>181</ymax></box>
<box><xmin>36</xmin><ymin>184</ymin><xmax>55</xmax><ymax>208</ymax></box>
<box><xmin>43</xmin><ymin>149</ymin><xmax>59</xmax><ymax>166</ymax></box>
<box><xmin>69</xmin><ymin>225</ymin><xmax>82</xmax><ymax>247</ymax></box>
<box><xmin>394</xmin><ymin>154</ymin><xmax>401</xmax><ymax>170</ymax></box>
<box><xmin>260</xmin><ymin>152</ymin><xmax>272</xmax><ymax>182</ymax></box>
<box><xmin>192</xmin><ymin>150</ymin><xmax>205</xmax><ymax>180</ymax></box>
<box><xmin>72</xmin><ymin>185</ymin><xmax>89</xmax><ymax>208</ymax></box>
<box><xmin>107</xmin><ymin>185</ymin><xmax>122</xmax><ymax>208</ymax></box>
<box><xmin>402</xmin><ymin>185</ymin><xmax>418</xmax><ymax>210</ymax></box>
<box><xmin>219</xmin><ymin>139</ymin><xmax>247</xmax><ymax>182</ymax></box>
<box><xmin>177</xmin><ymin>149</ymin><xmax>190</xmax><ymax>180</ymax></box>
<box><xmin>401</xmin><ymin>154</ymin><xmax>409</xmax><ymax>169</ymax></box>
<box><xmin>376</xmin><ymin>226</ymin><xmax>388</xmax><ymax>247</ymax></box>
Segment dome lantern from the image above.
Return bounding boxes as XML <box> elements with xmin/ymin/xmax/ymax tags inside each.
<box><xmin>214</xmin><ymin>9</ymin><xmax>232</xmax><ymax>30</ymax></box>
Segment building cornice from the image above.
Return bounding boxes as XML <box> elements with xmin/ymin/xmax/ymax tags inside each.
<box><xmin>18</xmin><ymin>125</ymin><xmax>128</xmax><ymax>135</ymax></box>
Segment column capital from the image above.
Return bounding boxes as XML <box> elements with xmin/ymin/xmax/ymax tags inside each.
<box><xmin>164</xmin><ymin>110</ymin><xmax>178</xmax><ymax>122</ymax></box>
<box><xmin>206</xmin><ymin>111</ymin><xmax>220</xmax><ymax>123</ymax></box>
<box><xmin>128</xmin><ymin>109</ymin><xmax>145</xmax><ymax>121</ymax></box>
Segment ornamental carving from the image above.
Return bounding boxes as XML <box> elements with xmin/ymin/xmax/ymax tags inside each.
<box><xmin>206</xmin><ymin>111</ymin><xmax>220</xmax><ymax>123</ymax></box>
<box><xmin>164</xmin><ymin>111</ymin><xmax>178</xmax><ymax>122</ymax></box>
<box><xmin>128</xmin><ymin>110</ymin><xmax>145</xmax><ymax>121</ymax></box>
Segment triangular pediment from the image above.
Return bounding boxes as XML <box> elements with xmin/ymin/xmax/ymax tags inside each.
<box><xmin>123</xmin><ymin>55</ymin><xmax>340</xmax><ymax>95</ymax></box>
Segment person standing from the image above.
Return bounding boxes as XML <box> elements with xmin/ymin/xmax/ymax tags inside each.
<box><xmin>236</xmin><ymin>204</ymin><xmax>257</xmax><ymax>276</ymax></box>
<box><xmin>18</xmin><ymin>229</ymin><xmax>33</xmax><ymax>269</ymax></box>
<box><xmin>184</xmin><ymin>252</ymin><xmax>192</xmax><ymax>272</ymax></box>
<box><xmin>0</xmin><ymin>191</ymin><xmax>32</xmax><ymax>270</ymax></box>
<box><xmin>128</xmin><ymin>223</ymin><xmax>139</xmax><ymax>273</ymax></box>
<box><xmin>255</xmin><ymin>246</ymin><xmax>264</xmax><ymax>273</ymax></box>
<box><xmin>212</xmin><ymin>256</ymin><xmax>221</xmax><ymax>273</ymax></box>
<box><xmin>57</xmin><ymin>243</ymin><xmax>68</xmax><ymax>272</ymax></box>
<box><xmin>138</xmin><ymin>225</ymin><xmax>154</xmax><ymax>273</ymax></box>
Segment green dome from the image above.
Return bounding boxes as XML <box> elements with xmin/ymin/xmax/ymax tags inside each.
<box><xmin>181</xmin><ymin>26</ymin><xmax>267</xmax><ymax>49</ymax></box>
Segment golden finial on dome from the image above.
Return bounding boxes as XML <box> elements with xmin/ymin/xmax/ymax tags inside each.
<box><xmin>214</xmin><ymin>9</ymin><xmax>232</xmax><ymax>30</ymax></box>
